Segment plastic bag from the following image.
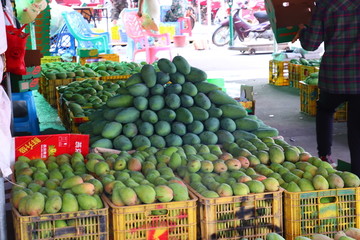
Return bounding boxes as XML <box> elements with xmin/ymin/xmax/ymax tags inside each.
<box><xmin>4</xmin><ymin>10</ymin><xmax>29</xmax><ymax>75</ymax></box>
<box><xmin>15</xmin><ymin>0</ymin><xmax>47</xmax><ymax>24</ymax></box>
<box><xmin>49</xmin><ymin>1</ymin><xmax>73</xmax><ymax>37</ymax></box>
<box><xmin>0</xmin><ymin>86</ymin><xmax>13</xmax><ymax>177</ymax></box>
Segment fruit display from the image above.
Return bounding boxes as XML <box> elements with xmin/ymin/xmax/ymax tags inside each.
<box><xmin>84</xmin><ymin>60</ymin><xmax>154</xmax><ymax>76</ymax></box>
<box><xmin>221</xmin><ymin>136</ymin><xmax>360</xmax><ymax>192</ymax></box>
<box><xmin>41</xmin><ymin>62</ymin><xmax>99</xmax><ymax>79</ymax></box>
<box><xmin>292</xmin><ymin>228</ymin><xmax>360</xmax><ymax>240</ymax></box>
<box><xmin>78</xmin><ymin>56</ymin><xmax>279</xmax><ymax>150</ymax></box>
<box><xmin>58</xmin><ymin>78</ymin><xmax>126</xmax><ymax>118</ymax></box>
<box><xmin>290</xmin><ymin>58</ymin><xmax>321</xmax><ymax>67</ymax></box>
<box><xmin>303</xmin><ymin>72</ymin><xmax>319</xmax><ymax>85</ymax></box>
<box><xmin>11</xmin><ymin>153</ymin><xmax>105</xmax><ymax>217</ymax></box>
<box><xmin>41</xmin><ymin>61</ymin><xmax>157</xmax><ymax>80</ymax></box>
<box><xmin>85</xmin><ymin>149</ymin><xmax>191</xmax><ymax>206</ymax></box>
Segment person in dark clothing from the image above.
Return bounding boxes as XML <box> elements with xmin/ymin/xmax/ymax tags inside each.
<box><xmin>110</xmin><ymin>0</ymin><xmax>128</xmax><ymax>25</ymax></box>
<box><xmin>295</xmin><ymin>0</ymin><xmax>360</xmax><ymax>172</ymax></box>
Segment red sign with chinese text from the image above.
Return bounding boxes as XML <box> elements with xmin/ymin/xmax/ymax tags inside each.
<box><xmin>14</xmin><ymin>134</ymin><xmax>89</xmax><ymax>160</ymax></box>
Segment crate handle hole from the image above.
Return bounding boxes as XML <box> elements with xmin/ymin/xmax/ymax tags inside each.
<box><xmin>149</xmin><ymin>209</ymin><xmax>169</xmax><ymax>216</ymax></box>
<box><xmin>319</xmin><ymin>196</ymin><xmax>337</xmax><ymax>204</ymax></box>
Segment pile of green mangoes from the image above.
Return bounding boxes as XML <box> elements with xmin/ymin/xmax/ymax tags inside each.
<box><xmin>304</xmin><ymin>72</ymin><xmax>319</xmax><ymax>85</ymax></box>
<box><xmin>290</xmin><ymin>58</ymin><xmax>321</xmax><ymax>67</ymax></box>
<box><xmin>41</xmin><ymin>60</ymin><xmax>151</xmax><ymax>80</ymax></box>
<box><xmin>11</xmin><ymin>153</ymin><xmax>104</xmax><ymax>218</ymax></box>
<box><xmin>58</xmin><ymin>78</ymin><xmax>126</xmax><ymax>117</ymax></box>
<box><xmin>41</xmin><ymin>62</ymin><xmax>98</xmax><ymax>80</ymax></box>
<box><xmin>78</xmin><ymin>56</ymin><xmax>278</xmax><ymax>150</ymax></box>
<box><xmin>84</xmin><ymin>60</ymin><xmax>149</xmax><ymax>76</ymax></box>
<box><xmin>85</xmin><ymin>149</ymin><xmax>190</xmax><ymax>207</ymax></box>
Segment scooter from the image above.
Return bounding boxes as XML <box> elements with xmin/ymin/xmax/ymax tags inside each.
<box><xmin>214</xmin><ymin>0</ymin><xmax>266</xmax><ymax>25</ymax></box>
<box><xmin>211</xmin><ymin>6</ymin><xmax>273</xmax><ymax>47</ymax></box>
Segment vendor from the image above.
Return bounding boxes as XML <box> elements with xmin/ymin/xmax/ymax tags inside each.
<box><xmin>164</xmin><ymin>0</ymin><xmax>188</xmax><ymax>22</ymax></box>
<box><xmin>110</xmin><ymin>0</ymin><xmax>129</xmax><ymax>25</ymax></box>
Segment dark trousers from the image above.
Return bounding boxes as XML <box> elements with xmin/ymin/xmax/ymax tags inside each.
<box><xmin>316</xmin><ymin>90</ymin><xmax>360</xmax><ymax>175</ymax></box>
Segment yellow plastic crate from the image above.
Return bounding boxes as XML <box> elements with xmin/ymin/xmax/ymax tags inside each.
<box><xmin>300</xmin><ymin>81</ymin><xmax>348</xmax><ymax>120</ymax></box>
<box><xmin>69</xmin><ymin>110</ymin><xmax>89</xmax><ymax>133</ymax></box>
<box><xmin>41</xmin><ymin>56</ymin><xmax>62</xmax><ymax>64</ymax></box>
<box><xmin>100</xmin><ymin>75</ymin><xmax>131</xmax><ymax>82</ymax></box>
<box><xmin>12</xmin><ymin>204</ymin><xmax>109</xmax><ymax>240</ymax></box>
<box><xmin>284</xmin><ymin>188</ymin><xmax>360</xmax><ymax>240</ymax></box>
<box><xmin>56</xmin><ymin>87</ymin><xmax>67</xmax><ymax>128</ymax></box>
<box><xmin>187</xmin><ymin>185</ymin><xmax>283</xmax><ymax>240</ymax></box>
<box><xmin>40</xmin><ymin>76</ymin><xmax>99</xmax><ymax>107</ymax></box>
<box><xmin>334</xmin><ymin>102</ymin><xmax>348</xmax><ymax>122</ymax></box>
<box><xmin>56</xmin><ymin>92</ymin><xmax>90</xmax><ymax>133</ymax></box>
<box><xmin>299</xmin><ymin>81</ymin><xmax>319</xmax><ymax>116</ymax></box>
<box><xmin>288</xmin><ymin>63</ymin><xmax>301</xmax><ymax>88</ymax></box>
<box><xmin>79</xmin><ymin>54</ymin><xmax>120</xmax><ymax>65</ymax></box>
<box><xmin>269</xmin><ymin>60</ymin><xmax>289</xmax><ymax>86</ymax></box>
<box><xmin>102</xmin><ymin>192</ymin><xmax>197</xmax><ymax>240</ymax></box>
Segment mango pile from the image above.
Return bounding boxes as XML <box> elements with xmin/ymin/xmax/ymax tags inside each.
<box><xmin>267</xmin><ymin>158</ymin><xmax>360</xmax><ymax>192</ymax></box>
<box><xmin>85</xmin><ymin>149</ymin><xmax>190</xmax><ymax>207</ymax></box>
<box><xmin>11</xmin><ymin>153</ymin><xmax>105</xmax><ymax>217</ymax></box>
<box><xmin>78</xmin><ymin>56</ymin><xmax>278</xmax><ymax>150</ymax></box>
<box><xmin>42</xmin><ymin>62</ymin><xmax>99</xmax><ymax>79</ymax></box>
<box><xmin>304</xmin><ymin>72</ymin><xmax>319</xmax><ymax>85</ymax></box>
<box><xmin>58</xmin><ymin>78</ymin><xmax>126</xmax><ymax>117</ymax></box>
<box><xmin>84</xmin><ymin>60</ymin><xmax>156</xmax><ymax>76</ymax></box>
<box><xmin>41</xmin><ymin>61</ymin><xmax>153</xmax><ymax>80</ymax></box>
<box><xmin>219</xmin><ymin>136</ymin><xmax>360</xmax><ymax>192</ymax></box>
<box><xmin>290</xmin><ymin>58</ymin><xmax>321</xmax><ymax>67</ymax></box>
<box><xmin>295</xmin><ymin>228</ymin><xmax>360</xmax><ymax>240</ymax></box>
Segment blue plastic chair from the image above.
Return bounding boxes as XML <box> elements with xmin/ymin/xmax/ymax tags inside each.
<box><xmin>62</xmin><ymin>11</ymin><xmax>111</xmax><ymax>54</ymax></box>
<box><xmin>12</xmin><ymin>91</ymin><xmax>40</xmax><ymax>135</ymax></box>
<box><xmin>50</xmin><ymin>24</ymin><xmax>76</xmax><ymax>56</ymax></box>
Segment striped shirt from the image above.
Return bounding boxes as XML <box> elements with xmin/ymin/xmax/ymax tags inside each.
<box><xmin>299</xmin><ymin>0</ymin><xmax>360</xmax><ymax>94</ymax></box>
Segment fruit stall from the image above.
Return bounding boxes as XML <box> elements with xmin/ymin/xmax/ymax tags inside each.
<box><xmin>3</xmin><ymin>53</ymin><xmax>360</xmax><ymax>240</ymax></box>
<box><xmin>1</xmin><ymin>0</ymin><xmax>359</xmax><ymax>239</ymax></box>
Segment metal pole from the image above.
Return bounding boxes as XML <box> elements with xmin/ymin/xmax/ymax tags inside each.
<box><xmin>0</xmin><ymin>177</ymin><xmax>7</xmax><ymax>240</ymax></box>
<box><xmin>228</xmin><ymin>0</ymin><xmax>234</xmax><ymax>47</ymax></box>
<box><xmin>29</xmin><ymin>22</ymin><xmax>37</xmax><ymax>50</ymax></box>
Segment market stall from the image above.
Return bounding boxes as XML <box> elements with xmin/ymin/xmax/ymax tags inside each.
<box><xmin>2</xmin><ymin>0</ymin><xmax>360</xmax><ymax>239</ymax></box>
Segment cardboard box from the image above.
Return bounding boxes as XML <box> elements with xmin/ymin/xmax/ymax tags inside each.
<box><xmin>11</xmin><ymin>77</ymin><xmax>40</xmax><ymax>92</ymax></box>
<box><xmin>10</xmin><ymin>66</ymin><xmax>42</xmax><ymax>92</ymax></box>
<box><xmin>24</xmin><ymin>49</ymin><xmax>42</xmax><ymax>66</ymax></box>
<box><xmin>14</xmin><ymin>134</ymin><xmax>89</xmax><ymax>160</ymax></box>
<box><xmin>76</xmin><ymin>48</ymin><xmax>99</xmax><ymax>58</ymax></box>
<box><xmin>11</xmin><ymin>66</ymin><xmax>41</xmax><ymax>80</ymax></box>
<box><xmin>235</xmin><ymin>85</ymin><xmax>256</xmax><ymax>115</ymax></box>
<box><xmin>193</xmin><ymin>39</ymin><xmax>209</xmax><ymax>50</ymax></box>
<box><xmin>265</xmin><ymin>0</ymin><xmax>316</xmax><ymax>43</ymax></box>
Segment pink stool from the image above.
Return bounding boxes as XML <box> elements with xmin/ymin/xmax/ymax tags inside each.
<box><xmin>177</xmin><ymin>17</ymin><xmax>192</xmax><ymax>36</ymax></box>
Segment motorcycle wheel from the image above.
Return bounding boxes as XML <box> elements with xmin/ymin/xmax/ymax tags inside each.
<box><xmin>212</xmin><ymin>26</ymin><xmax>237</xmax><ymax>47</ymax></box>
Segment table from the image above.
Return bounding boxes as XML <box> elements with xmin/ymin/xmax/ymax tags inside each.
<box><xmin>73</xmin><ymin>7</ymin><xmax>109</xmax><ymax>32</ymax></box>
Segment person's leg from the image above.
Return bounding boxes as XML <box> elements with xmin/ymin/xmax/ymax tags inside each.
<box><xmin>347</xmin><ymin>94</ymin><xmax>360</xmax><ymax>176</ymax></box>
<box><xmin>316</xmin><ymin>90</ymin><xmax>345</xmax><ymax>158</ymax></box>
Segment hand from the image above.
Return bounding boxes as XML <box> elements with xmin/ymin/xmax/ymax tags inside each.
<box><xmin>137</xmin><ymin>11</ymin><xmax>142</xmax><ymax>17</ymax></box>
<box><xmin>291</xmin><ymin>24</ymin><xmax>306</xmax><ymax>43</ymax></box>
